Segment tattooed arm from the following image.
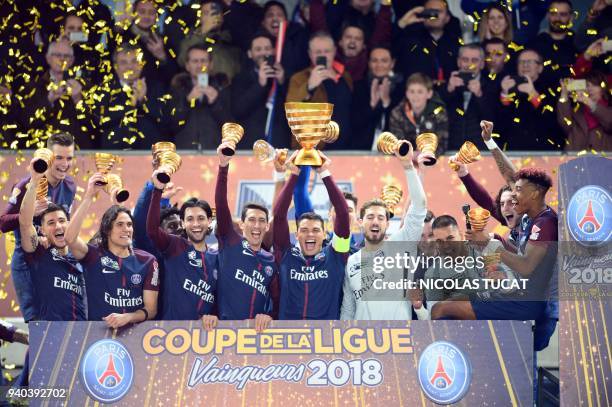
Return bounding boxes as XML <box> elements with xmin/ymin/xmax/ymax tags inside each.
<box><xmin>481</xmin><ymin>120</ymin><xmax>517</xmax><ymax>187</ymax></box>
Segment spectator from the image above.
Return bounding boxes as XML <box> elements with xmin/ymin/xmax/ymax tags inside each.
<box><xmin>309</xmin><ymin>0</ymin><xmax>392</xmax><ymax>46</ymax></box>
<box><xmin>19</xmin><ymin>40</ymin><xmax>94</xmax><ymax>149</ymax></box>
<box><xmin>223</xmin><ymin>0</ymin><xmax>265</xmax><ymax>51</ymax></box>
<box><xmin>179</xmin><ymin>0</ymin><xmax>242</xmax><ymax>82</ymax></box>
<box><xmin>574</xmin><ymin>0</ymin><xmax>612</xmax><ymax>52</ymax></box>
<box><xmin>58</xmin><ymin>13</ymin><xmax>105</xmax><ymax>83</ymax></box>
<box><xmin>169</xmin><ymin>44</ymin><xmax>231</xmax><ymax>150</ymax></box>
<box><xmin>286</xmin><ymin>31</ymin><xmax>353</xmax><ymax>150</ymax></box>
<box><xmin>337</xmin><ymin>24</ymin><xmax>368</xmax><ymax>82</ymax></box>
<box><xmin>351</xmin><ymin>46</ymin><xmax>404</xmax><ymax>150</ymax></box>
<box><xmin>476</xmin><ymin>3</ymin><xmax>513</xmax><ymax>43</ymax></box>
<box><xmin>574</xmin><ymin>38</ymin><xmax>612</xmax><ymax>79</ymax></box>
<box><xmin>529</xmin><ymin>0</ymin><xmax>578</xmax><ymax>84</ymax></box>
<box><xmin>498</xmin><ymin>49</ymin><xmax>563</xmax><ymax>150</ymax></box>
<box><xmin>439</xmin><ymin>44</ymin><xmax>496</xmax><ymax>150</ymax></box>
<box><xmin>96</xmin><ymin>45</ymin><xmax>167</xmax><ymax>149</ymax></box>
<box><xmin>483</xmin><ymin>38</ymin><xmax>512</xmax><ymax>79</ymax></box>
<box><xmin>231</xmin><ymin>33</ymin><xmax>291</xmax><ymax>149</ymax></box>
<box><xmin>389</xmin><ymin>73</ymin><xmax>448</xmax><ymax>155</ymax></box>
<box><xmin>461</xmin><ymin>0</ymin><xmax>549</xmax><ymax>45</ymax></box>
<box><xmin>111</xmin><ymin>0</ymin><xmax>178</xmax><ymax>86</ymax></box>
<box><xmin>557</xmin><ymin>71</ymin><xmax>611</xmax><ymax>151</ymax></box>
<box><xmin>260</xmin><ymin>1</ymin><xmax>310</xmax><ymax>80</ymax></box>
<box><xmin>395</xmin><ymin>0</ymin><xmax>461</xmax><ymax>84</ymax></box>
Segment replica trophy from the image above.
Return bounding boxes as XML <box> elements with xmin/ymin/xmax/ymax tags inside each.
<box><xmin>252</xmin><ymin>140</ymin><xmax>288</xmax><ymax>164</ymax></box>
<box><xmin>104</xmin><ymin>173</ymin><xmax>130</xmax><ymax>203</ymax></box>
<box><xmin>449</xmin><ymin>141</ymin><xmax>481</xmax><ymax>171</ymax></box>
<box><xmin>415</xmin><ymin>132</ymin><xmax>439</xmax><ymax>165</ymax></box>
<box><xmin>32</xmin><ymin>148</ymin><xmax>54</xmax><ymax>173</ymax></box>
<box><xmin>377</xmin><ymin>132</ymin><xmax>410</xmax><ymax>156</ymax></box>
<box><xmin>381</xmin><ymin>184</ymin><xmax>403</xmax><ymax>218</ymax></box>
<box><xmin>93</xmin><ymin>153</ymin><xmax>118</xmax><ymax>186</ymax></box>
<box><xmin>285</xmin><ymin>102</ymin><xmax>335</xmax><ymax>166</ymax></box>
<box><xmin>221</xmin><ymin>123</ymin><xmax>245</xmax><ymax>156</ymax></box>
<box><xmin>467</xmin><ymin>207</ymin><xmax>491</xmax><ymax>231</ymax></box>
<box><xmin>152</xmin><ymin>142</ymin><xmax>181</xmax><ymax>183</ymax></box>
<box><xmin>35</xmin><ymin>176</ymin><xmax>48</xmax><ymax>201</ymax></box>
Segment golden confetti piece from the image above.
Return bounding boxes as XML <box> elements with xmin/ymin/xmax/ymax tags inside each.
<box><xmin>433</xmin><ymin>106</ymin><xmax>444</xmax><ymax>115</ymax></box>
<box><xmin>455</xmin><ymin>108</ymin><xmax>464</xmax><ymax>116</ymax></box>
<box><xmin>513</xmin><ymin>117</ymin><xmax>520</xmax><ymax>123</ymax></box>
<box><xmin>423</xmin><ymin>47</ymin><xmax>430</xmax><ymax>54</ymax></box>
<box><xmin>586</xmin><ymin>29</ymin><xmax>597</xmax><ymax>35</ymax></box>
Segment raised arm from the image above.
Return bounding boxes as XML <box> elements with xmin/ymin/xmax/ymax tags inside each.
<box><xmin>273</xmin><ymin>159</ymin><xmax>300</xmax><ymax>257</ymax></box>
<box><xmin>318</xmin><ymin>154</ymin><xmax>350</xmax><ymax>243</ymax></box>
<box><xmin>394</xmin><ymin>142</ymin><xmax>428</xmax><ymax>243</ymax></box>
<box><xmin>19</xmin><ymin>160</ymin><xmax>44</xmax><ymax>253</ymax></box>
<box><xmin>65</xmin><ymin>173</ymin><xmax>105</xmax><ymax>260</ymax></box>
<box><xmin>293</xmin><ymin>165</ymin><xmax>314</xmax><ymax>218</ymax></box>
<box><xmin>146</xmin><ymin>170</ymin><xmax>172</xmax><ymax>252</ymax></box>
<box><xmin>214</xmin><ymin>142</ymin><xmax>240</xmax><ymax>242</ymax></box>
<box><xmin>480</xmin><ymin>120</ymin><xmax>517</xmax><ymax>187</ymax></box>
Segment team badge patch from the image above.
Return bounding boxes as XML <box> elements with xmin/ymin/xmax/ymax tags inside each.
<box><xmin>418</xmin><ymin>341</ymin><xmax>472</xmax><ymax>405</ymax></box>
<box><xmin>80</xmin><ymin>339</ymin><xmax>134</xmax><ymax>403</ymax></box>
<box><xmin>567</xmin><ymin>185</ymin><xmax>611</xmax><ymax>247</ymax></box>
<box><xmin>131</xmin><ymin>274</ymin><xmax>142</xmax><ymax>285</ymax></box>
<box><xmin>264</xmin><ymin>265</ymin><xmax>274</xmax><ymax>277</ymax></box>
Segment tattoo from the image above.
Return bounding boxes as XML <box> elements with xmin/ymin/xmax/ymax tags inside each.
<box><xmin>492</xmin><ymin>149</ymin><xmax>517</xmax><ymax>186</ymax></box>
<box><xmin>30</xmin><ymin>234</ymin><xmax>39</xmax><ymax>250</ymax></box>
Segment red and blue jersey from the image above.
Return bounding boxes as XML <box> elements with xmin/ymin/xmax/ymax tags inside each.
<box><xmin>80</xmin><ymin>244</ymin><xmax>160</xmax><ymax>321</ymax></box>
<box><xmin>25</xmin><ymin>246</ymin><xmax>86</xmax><ymax>321</ymax></box>
<box><xmin>277</xmin><ymin>244</ymin><xmax>347</xmax><ymax>319</ymax></box>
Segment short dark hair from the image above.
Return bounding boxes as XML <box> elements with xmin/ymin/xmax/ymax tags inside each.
<box><xmin>359</xmin><ymin>199</ymin><xmax>390</xmax><ymax>220</ymax></box>
<box><xmin>160</xmin><ymin>206</ymin><xmax>180</xmax><ymax>225</ymax></box>
<box><xmin>513</xmin><ymin>168</ymin><xmax>553</xmax><ymax>193</ymax></box>
<box><xmin>340</xmin><ymin>22</ymin><xmax>365</xmax><ymax>39</ymax></box>
<box><xmin>369</xmin><ymin>45</ymin><xmax>393</xmax><ymax>58</ymax></box>
<box><xmin>297</xmin><ymin>212</ymin><xmax>325</xmax><ymax>229</ymax></box>
<box><xmin>40</xmin><ymin>203</ymin><xmax>68</xmax><ymax>223</ymax></box>
<box><xmin>47</xmin><ymin>132</ymin><xmax>74</xmax><ymax>148</ymax></box>
<box><xmin>241</xmin><ymin>203</ymin><xmax>269</xmax><ymax>222</ymax></box>
<box><xmin>424</xmin><ymin>210</ymin><xmax>435</xmax><ymax>223</ymax></box>
<box><xmin>249</xmin><ymin>31</ymin><xmax>275</xmax><ymax>50</ymax></box>
<box><xmin>112</xmin><ymin>45</ymin><xmax>141</xmax><ymax>64</ymax></box>
<box><xmin>179</xmin><ymin>198</ymin><xmax>213</xmax><ymax>220</ymax></box>
<box><xmin>584</xmin><ymin>70</ymin><xmax>609</xmax><ymax>103</ymax></box>
<box><xmin>263</xmin><ymin>1</ymin><xmax>287</xmax><ymax>19</ymax></box>
<box><xmin>432</xmin><ymin>215</ymin><xmax>458</xmax><ymax>230</ymax></box>
<box><xmin>549</xmin><ymin>0</ymin><xmax>573</xmax><ymax>10</ymax></box>
<box><xmin>99</xmin><ymin>205</ymin><xmax>133</xmax><ymax>250</ymax></box>
<box><xmin>482</xmin><ymin>37</ymin><xmax>507</xmax><ymax>50</ymax></box>
<box><xmin>343</xmin><ymin>191</ymin><xmax>358</xmax><ymax>208</ymax></box>
<box><xmin>186</xmin><ymin>43</ymin><xmax>211</xmax><ymax>62</ymax></box>
<box><xmin>518</xmin><ymin>48</ymin><xmax>543</xmax><ymax>64</ymax></box>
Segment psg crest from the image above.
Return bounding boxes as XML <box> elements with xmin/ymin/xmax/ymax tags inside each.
<box><xmin>566</xmin><ymin>185</ymin><xmax>611</xmax><ymax>247</ymax></box>
<box><xmin>80</xmin><ymin>339</ymin><xmax>134</xmax><ymax>403</ymax></box>
<box><xmin>417</xmin><ymin>341</ymin><xmax>472</xmax><ymax>405</ymax></box>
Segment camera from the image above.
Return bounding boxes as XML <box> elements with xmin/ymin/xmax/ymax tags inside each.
<box><xmin>264</xmin><ymin>55</ymin><xmax>275</xmax><ymax>67</ymax></box>
<box><xmin>316</xmin><ymin>56</ymin><xmax>327</xmax><ymax>67</ymax></box>
<box><xmin>416</xmin><ymin>9</ymin><xmax>440</xmax><ymax>19</ymax></box>
<box><xmin>511</xmin><ymin>75</ymin><xmax>528</xmax><ymax>86</ymax></box>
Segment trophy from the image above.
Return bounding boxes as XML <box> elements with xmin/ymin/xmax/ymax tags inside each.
<box><xmin>449</xmin><ymin>141</ymin><xmax>481</xmax><ymax>171</ymax></box>
<box><xmin>104</xmin><ymin>173</ymin><xmax>130</xmax><ymax>203</ymax></box>
<box><xmin>380</xmin><ymin>184</ymin><xmax>403</xmax><ymax>217</ymax></box>
<box><xmin>36</xmin><ymin>176</ymin><xmax>48</xmax><ymax>201</ymax></box>
<box><xmin>377</xmin><ymin>132</ymin><xmax>410</xmax><ymax>156</ymax></box>
<box><xmin>415</xmin><ymin>132</ymin><xmax>438</xmax><ymax>166</ymax></box>
<box><xmin>322</xmin><ymin>121</ymin><xmax>340</xmax><ymax>144</ymax></box>
<box><xmin>285</xmin><ymin>102</ymin><xmax>334</xmax><ymax>166</ymax></box>
<box><xmin>32</xmin><ymin>148</ymin><xmax>54</xmax><ymax>173</ymax></box>
<box><xmin>467</xmin><ymin>207</ymin><xmax>491</xmax><ymax>231</ymax></box>
<box><xmin>156</xmin><ymin>150</ymin><xmax>182</xmax><ymax>183</ymax></box>
<box><xmin>93</xmin><ymin>153</ymin><xmax>118</xmax><ymax>186</ymax></box>
<box><xmin>152</xmin><ymin>141</ymin><xmax>176</xmax><ymax>168</ymax></box>
<box><xmin>482</xmin><ymin>252</ymin><xmax>501</xmax><ymax>269</ymax></box>
<box><xmin>221</xmin><ymin>123</ymin><xmax>244</xmax><ymax>156</ymax></box>
<box><xmin>252</xmin><ymin>140</ymin><xmax>288</xmax><ymax>164</ymax></box>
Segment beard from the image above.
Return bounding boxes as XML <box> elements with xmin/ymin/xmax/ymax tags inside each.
<box><xmin>550</xmin><ymin>21</ymin><xmax>568</xmax><ymax>33</ymax></box>
<box><xmin>365</xmin><ymin>230</ymin><xmax>385</xmax><ymax>245</ymax></box>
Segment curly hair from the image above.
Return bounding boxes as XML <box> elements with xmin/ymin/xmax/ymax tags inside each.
<box><xmin>494</xmin><ymin>185</ymin><xmax>513</xmax><ymax>225</ymax></box>
<box><xmin>513</xmin><ymin>168</ymin><xmax>553</xmax><ymax>192</ymax></box>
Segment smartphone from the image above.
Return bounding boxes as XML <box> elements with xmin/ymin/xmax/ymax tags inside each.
<box><xmin>566</xmin><ymin>79</ymin><xmax>586</xmax><ymax>92</ymax></box>
<box><xmin>602</xmin><ymin>39</ymin><xmax>612</xmax><ymax>53</ymax></box>
<box><xmin>316</xmin><ymin>56</ymin><xmax>327</xmax><ymax>67</ymax></box>
<box><xmin>197</xmin><ymin>73</ymin><xmax>209</xmax><ymax>88</ymax></box>
<box><xmin>416</xmin><ymin>9</ymin><xmax>439</xmax><ymax>19</ymax></box>
<box><xmin>69</xmin><ymin>31</ymin><xmax>88</xmax><ymax>43</ymax></box>
<box><xmin>512</xmin><ymin>75</ymin><xmax>527</xmax><ymax>86</ymax></box>
<box><xmin>457</xmin><ymin>72</ymin><xmax>475</xmax><ymax>83</ymax></box>
<box><xmin>265</xmin><ymin>55</ymin><xmax>275</xmax><ymax>67</ymax></box>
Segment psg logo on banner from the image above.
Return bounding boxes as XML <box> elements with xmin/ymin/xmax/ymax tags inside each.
<box><xmin>566</xmin><ymin>185</ymin><xmax>611</xmax><ymax>247</ymax></box>
<box><xmin>80</xmin><ymin>339</ymin><xmax>134</xmax><ymax>403</ymax></box>
<box><xmin>417</xmin><ymin>341</ymin><xmax>472</xmax><ymax>405</ymax></box>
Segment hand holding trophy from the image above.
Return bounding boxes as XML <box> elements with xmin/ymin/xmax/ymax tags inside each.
<box><xmin>32</xmin><ymin>148</ymin><xmax>54</xmax><ymax>173</ymax></box>
<box><xmin>285</xmin><ymin>102</ymin><xmax>338</xmax><ymax>166</ymax></box>
<box><xmin>449</xmin><ymin>141</ymin><xmax>481</xmax><ymax>171</ymax></box>
<box><xmin>152</xmin><ymin>142</ymin><xmax>181</xmax><ymax>184</ymax></box>
<box><xmin>93</xmin><ymin>153</ymin><xmax>118</xmax><ymax>186</ymax></box>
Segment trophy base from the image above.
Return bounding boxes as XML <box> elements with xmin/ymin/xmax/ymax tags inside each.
<box><xmin>423</xmin><ymin>157</ymin><xmax>437</xmax><ymax>166</ymax></box>
<box><xmin>295</xmin><ymin>148</ymin><xmax>322</xmax><ymax>166</ymax></box>
<box><xmin>157</xmin><ymin>172</ymin><xmax>171</xmax><ymax>184</ymax></box>
<box><xmin>33</xmin><ymin>159</ymin><xmax>48</xmax><ymax>173</ymax></box>
<box><xmin>116</xmin><ymin>190</ymin><xmax>130</xmax><ymax>203</ymax></box>
<box><xmin>221</xmin><ymin>146</ymin><xmax>236</xmax><ymax>156</ymax></box>
<box><xmin>398</xmin><ymin>143</ymin><xmax>410</xmax><ymax>156</ymax></box>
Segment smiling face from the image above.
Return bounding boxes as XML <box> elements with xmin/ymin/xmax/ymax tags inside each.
<box><xmin>262</xmin><ymin>5</ymin><xmax>286</xmax><ymax>37</ymax></box>
<box><xmin>297</xmin><ymin>218</ymin><xmax>326</xmax><ymax>256</ymax></box>
<box><xmin>109</xmin><ymin>212</ymin><xmax>133</xmax><ymax>249</ymax></box>
<box><xmin>135</xmin><ymin>0</ymin><xmax>158</xmax><ymax>30</ymax></box>
<box><xmin>406</xmin><ymin>82</ymin><xmax>433</xmax><ymax>112</ymax></box>
<box><xmin>161</xmin><ymin>213</ymin><xmax>182</xmax><ymax>235</ymax></box>
<box><xmin>361</xmin><ymin>205</ymin><xmax>389</xmax><ymax>245</ymax></box>
<box><xmin>48</xmin><ymin>143</ymin><xmax>74</xmax><ymax>182</ymax></box>
<box><xmin>240</xmin><ymin>208</ymin><xmax>269</xmax><ymax>250</ymax></box>
<box><xmin>548</xmin><ymin>2</ymin><xmax>572</xmax><ymax>33</ymax></box>
<box><xmin>368</xmin><ymin>48</ymin><xmax>394</xmax><ymax>78</ymax></box>
<box><xmin>41</xmin><ymin>210</ymin><xmax>69</xmax><ymax>248</ymax></box>
<box><xmin>339</xmin><ymin>26</ymin><xmax>365</xmax><ymax>58</ymax></box>
<box><xmin>517</xmin><ymin>50</ymin><xmax>542</xmax><ymax>81</ymax></box>
<box><xmin>499</xmin><ymin>190</ymin><xmax>519</xmax><ymax>228</ymax></box>
<box><xmin>248</xmin><ymin>36</ymin><xmax>274</xmax><ymax>66</ymax></box>
<box><xmin>183</xmin><ymin>207</ymin><xmax>210</xmax><ymax>244</ymax></box>
<box><xmin>511</xmin><ymin>179</ymin><xmax>540</xmax><ymax>216</ymax></box>
<box><xmin>486</xmin><ymin>8</ymin><xmax>508</xmax><ymax>37</ymax></box>
<box><xmin>64</xmin><ymin>15</ymin><xmax>84</xmax><ymax>35</ymax></box>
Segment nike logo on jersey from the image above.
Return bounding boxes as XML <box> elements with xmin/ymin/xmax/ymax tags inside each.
<box><xmin>102</xmin><ymin>268</ymin><xmax>117</xmax><ymax>274</ymax></box>
<box><xmin>242</xmin><ymin>249</ymin><xmax>255</xmax><ymax>257</ymax></box>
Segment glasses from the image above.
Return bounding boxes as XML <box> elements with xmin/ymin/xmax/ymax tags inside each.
<box><xmin>518</xmin><ymin>59</ymin><xmax>540</xmax><ymax>66</ymax></box>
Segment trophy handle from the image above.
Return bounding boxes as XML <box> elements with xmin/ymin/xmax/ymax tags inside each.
<box><xmin>423</xmin><ymin>156</ymin><xmax>437</xmax><ymax>166</ymax></box>
<box><xmin>33</xmin><ymin>159</ymin><xmax>49</xmax><ymax>173</ymax></box>
<box><xmin>156</xmin><ymin>172</ymin><xmax>171</xmax><ymax>184</ymax></box>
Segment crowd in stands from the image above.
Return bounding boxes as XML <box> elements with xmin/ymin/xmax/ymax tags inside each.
<box><xmin>0</xmin><ymin>0</ymin><xmax>610</xmax><ymax>152</ymax></box>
